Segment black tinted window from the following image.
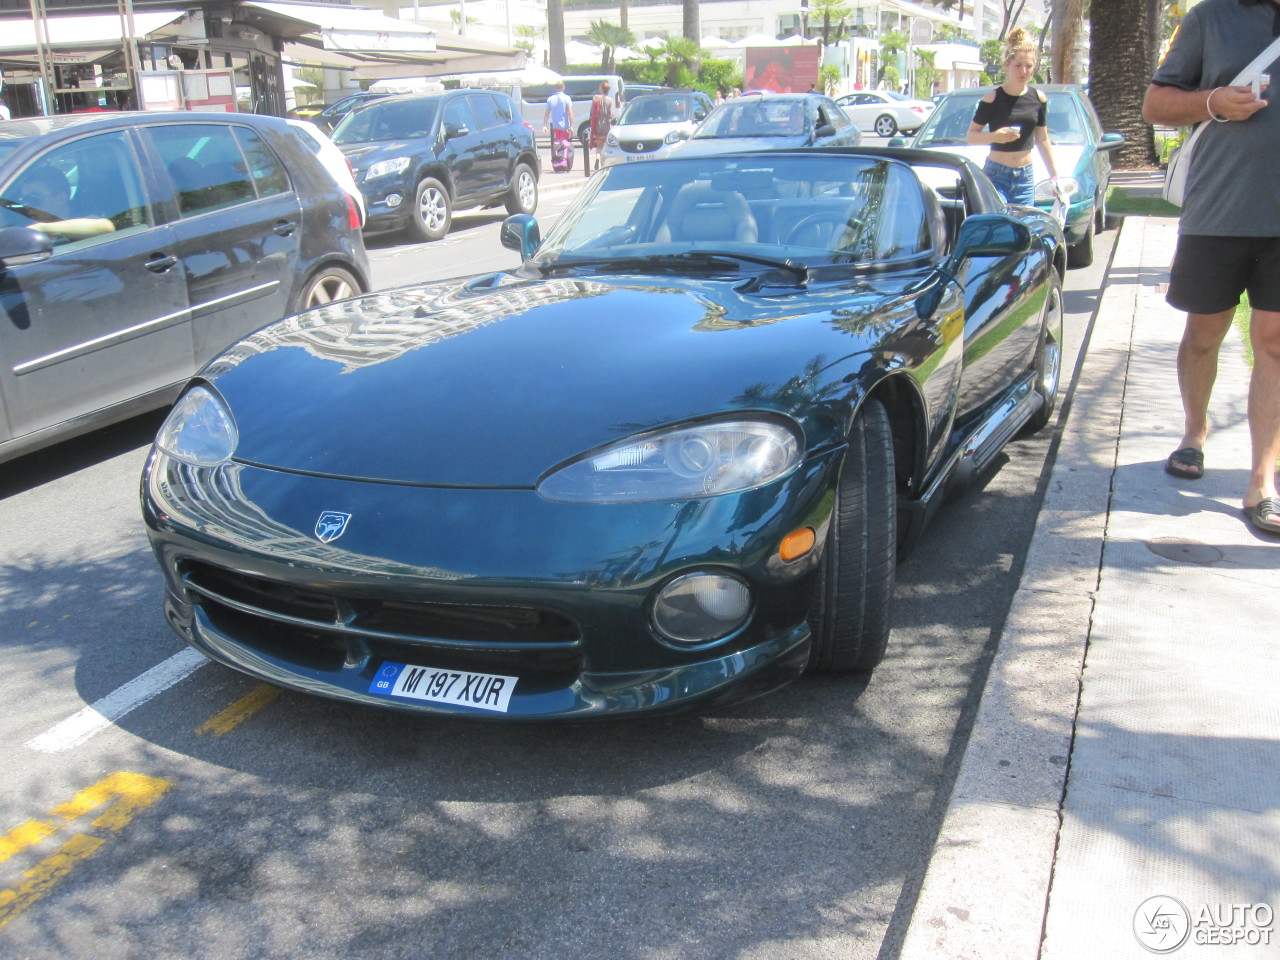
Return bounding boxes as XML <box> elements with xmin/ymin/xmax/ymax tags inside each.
<box><xmin>443</xmin><ymin>96</ymin><xmax>476</xmax><ymax>133</ymax></box>
<box><xmin>147</xmin><ymin>123</ymin><xmax>256</xmax><ymax>215</ymax></box>
<box><xmin>234</xmin><ymin>126</ymin><xmax>290</xmax><ymax>198</ymax></box>
<box><xmin>334</xmin><ymin>99</ymin><xmax>440</xmax><ymax>144</ymax></box>
<box><xmin>468</xmin><ymin>93</ymin><xmax>510</xmax><ymax>130</ymax></box>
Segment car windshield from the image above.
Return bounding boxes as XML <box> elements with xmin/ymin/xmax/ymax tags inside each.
<box><xmin>914</xmin><ymin>91</ymin><xmax>1089</xmax><ymax>147</ymax></box>
<box><xmin>332</xmin><ymin>98</ymin><xmax>439</xmax><ymax>144</ymax></box>
<box><xmin>618</xmin><ymin>95</ymin><xmax>691</xmax><ymax>125</ymax></box>
<box><xmin>694</xmin><ymin>99</ymin><xmax>808</xmax><ymax>139</ymax></box>
<box><xmin>532</xmin><ymin>153</ymin><xmax>935</xmax><ymax>268</ymax></box>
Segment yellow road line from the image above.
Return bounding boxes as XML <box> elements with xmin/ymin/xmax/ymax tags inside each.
<box><xmin>195</xmin><ymin>682</ymin><xmax>281</xmax><ymax>737</ymax></box>
<box><xmin>0</xmin><ymin>834</ymin><xmax>105</xmax><ymax>929</ymax></box>
<box><xmin>0</xmin><ymin>822</ymin><xmax>58</xmax><ymax>865</ymax></box>
<box><xmin>0</xmin><ymin>773</ymin><xmax>172</xmax><ymax>930</ymax></box>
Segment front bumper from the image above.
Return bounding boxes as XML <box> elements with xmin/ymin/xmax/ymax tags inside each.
<box><xmin>142</xmin><ymin>450</ymin><xmax>837</xmax><ymax>720</ymax></box>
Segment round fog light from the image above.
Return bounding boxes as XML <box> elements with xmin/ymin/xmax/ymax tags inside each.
<box><xmin>652</xmin><ymin>572</ymin><xmax>751</xmax><ymax>646</ymax></box>
<box><xmin>385</xmin><ymin>193</ymin><xmax>404</xmax><ymax>208</ymax></box>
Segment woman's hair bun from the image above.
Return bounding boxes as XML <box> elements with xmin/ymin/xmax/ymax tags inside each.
<box><xmin>1006</xmin><ymin>27</ymin><xmax>1028</xmax><ymax>45</ymax></box>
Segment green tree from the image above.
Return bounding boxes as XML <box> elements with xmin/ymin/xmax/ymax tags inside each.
<box><xmin>514</xmin><ymin>24</ymin><xmax>539</xmax><ymax>57</ymax></box>
<box><xmin>980</xmin><ymin>38</ymin><xmax>1004</xmax><ymax>78</ymax></box>
<box><xmin>1089</xmin><ymin>0</ymin><xmax>1161</xmax><ymax>168</ymax></box>
<box><xmin>819</xmin><ymin>63</ymin><xmax>842</xmax><ymax>95</ymax></box>
<box><xmin>914</xmin><ymin>48</ymin><xmax>938</xmax><ymax>99</ymax></box>
<box><xmin>878</xmin><ymin>30</ymin><xmax>907</xmax><ymax>87</ymax></box>
<box><xmin>659</xmin><ymin>35</ymin><xmax>703</xmax><ymax>87</ymax></box>
<box><xmin>811</xmin><ymin>0</ymin><xmax>851</xmax><ymax>46</ymax></box>
<box><xmin>697</xmin><ymin>58</ymin><xmax>742</xmax><ymax>96</ymax></box>
<box><xmin>586</xmin><ymin>20</ymin><xmax>635</xmax><ymax>74</ymax></box>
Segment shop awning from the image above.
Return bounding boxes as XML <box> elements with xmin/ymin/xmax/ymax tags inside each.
<box><xmin>0</xmin><ymin>10</ymin><xmax>184</xmax><ymax>52</ymax></box>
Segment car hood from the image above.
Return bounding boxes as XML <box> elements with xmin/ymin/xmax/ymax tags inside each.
<box><xmin>672</xmin><ymin>135</ymin><xmax>812</xmax><ymax>157</ymax></box>
<box><xmin>201</xmin><ymin>273</ymin><xmax>900</xmax><ymax>486</ymax></box>
<box><xmin>338</xmin><ymin>140</ymin><xmax>428</xmax><ymax>173</ymax></box>
<box><xmin>613</xmin><ymin>121</ymin><xmax>693</xmax><ymax>139</ymax></box>
<box><xmin>913</xmin><ymin>143</ymin><xmax>1092</xmax><ymax>189</ymax></box>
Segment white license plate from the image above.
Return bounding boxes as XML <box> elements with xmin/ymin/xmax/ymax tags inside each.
<box><xmin>368</xmin><ymin>661</ymin><xmax>517</xmax><ymax>713</ymax></box>
<box><xmin>625</xmin><ymin>153</ymin><xmax>655</xmax><ymax>162</ymax></box>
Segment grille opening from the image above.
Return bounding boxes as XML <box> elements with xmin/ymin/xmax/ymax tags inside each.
<box><xmin>182</xmin><ymin>561</ymin><xmax>580</xmax><ymax>646</ymax></box>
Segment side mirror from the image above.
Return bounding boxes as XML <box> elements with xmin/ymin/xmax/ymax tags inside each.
<box><xmin>443</xmin><ymin>121</ymin><xmax>470</xmax><ymax>140</ymax></box>
<box><xmin>950</xmin><ymin>215</ymin><xmax>1033</xmax><ymax>261</ymax></box>
<box><xmin>815</xmin><ymin>123</ymin><xmax>836</xmax><ymax>139</ymax></box>
<box><xmin>1098</xmin><ymin>132</ymin><xmax>1125</xmax><ymax>151</ymax></box>
<box><xmin>500</xmin><ymin>213</ymin><xmax>541</xmax><ymax>259</ymax></box>
<box><xmin>887</xmin><ymin>136</ymin><xmax>908</xmax><ymax>148</ymax></box>
<box><xmin>0</xmin><ymin>226</ymin><xmax>53</xmax><ymax>268</ymax></box>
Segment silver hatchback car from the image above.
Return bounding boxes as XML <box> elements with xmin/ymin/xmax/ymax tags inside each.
<box><xmin>598</xmin><ymin>91</ymin><xmax>714</xmax><ymax>167</ymax></box>
<box><xmin>0</xmin><ymin>111</ymin><xmax>370</xmax><ymax>464</ymax></box>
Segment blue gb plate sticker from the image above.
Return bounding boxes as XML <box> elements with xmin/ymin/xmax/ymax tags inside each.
<box><xmin>369</xmin><ymin>662</ymin><xmax>517</xmax><ymax>713</ymax></box>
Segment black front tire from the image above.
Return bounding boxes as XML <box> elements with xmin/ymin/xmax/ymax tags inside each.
<box><xmin>808</xmin><ymin>399</ymin><xmax>897</xmax><ymax>673</ymax></box>
<box><xmin>406</xmin><ymin>177</ymin><xmax>451</xmax><ymax>243</ymax></box>
<box><xmin>1067</xmin><ymin>215</ymin><xmax>1094</xmax><ymax>268</ymax></box>
<box><xmin>504</xmin><ymin>162</ymin><xmax>538</xmax><ymax>215</ymax></box>
<box><xmin>1025</xmin><ymin>273</ymin><xmax>1065</xmax><ymax>432</ymax></box>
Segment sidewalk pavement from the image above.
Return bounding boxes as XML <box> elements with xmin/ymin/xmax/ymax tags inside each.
<box><xmin>899</xmin><ymin>212</ymin><xmax>1280</xmax><ymax>958</ymax></box>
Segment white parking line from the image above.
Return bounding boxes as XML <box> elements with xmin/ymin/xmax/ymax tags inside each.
<box><xmin>25</xmin><ymin>649</ymin><xmax>208</xmax><ymax>753</ymax></box>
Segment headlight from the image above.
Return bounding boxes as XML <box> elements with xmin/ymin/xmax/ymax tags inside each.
<box><xmin>606</xmin><ymin>132</ymin><xmax>618</xmax><ymax>147</ymax></box>
<box><xmin>652</xmin><ymin>571</ymin><xmax>752</xmax><ymax>645</ymax></box>
<box><xmin>155</xmin><ymin>385</ymin><xmax>238</xmax><ymax>466</ymax></box>
<box><xmin>365</xmin><ymin>156</ymin><xmax>411</xmax><ymax>180</ymax></box>
<box><xmin>538</xmin><ymin>419</ymin><xmax>801</xmax><ymax>503</ymax></box>
<box><xmin>664</xmin><ymin>130</ymin><xmax>688</xmax><ymax>144</ymax></box>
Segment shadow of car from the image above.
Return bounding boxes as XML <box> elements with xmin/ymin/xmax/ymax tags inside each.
<box><xmin>0</xmin><ymin>111</ymin><xmax>370</xmax><ymax>464</ymax></box>
<box><xmin>599</xmin><ymin>91</ymin><xmax>714</xmax><ymax>167</ymax></box>
<box><xmin>143</xmin><ymin>147</ymin><xmax>1067</xmax><ymax>721</ymax></box>
<box><xmin>669</xmin><ymin>93</ymin><xmax>861</xmax><ymax>158</ymax></box>
<box><xmin>906</xmin><ymin>85</ymin><xmax>1124</xmax><ymax>267</ymax></box>
<box><xmin>333</xmin><ymin>89</ymin><xmax>540</xmax><ymax>242</ymax></box>
<box><xmin>836</xmin><ymin>90</ymin><xmax>934</xmax><ymax>137</ymax></box>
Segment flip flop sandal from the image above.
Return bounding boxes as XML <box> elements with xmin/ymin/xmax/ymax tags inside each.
<box><xmin>1165</xmin><ymin>447</ymin><xmax>1204</xmax><ymax>480</ymax></box>
<box><xmin>1243</xmin><ymin>498</ymin><xmax>1280</xmax><ymax>536</ymax></box>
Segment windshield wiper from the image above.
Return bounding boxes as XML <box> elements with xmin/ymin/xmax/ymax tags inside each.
<box><xmin>539</xmin><ymin>251</ymin><xmax>811</xmax><ymax>283</ymax></box>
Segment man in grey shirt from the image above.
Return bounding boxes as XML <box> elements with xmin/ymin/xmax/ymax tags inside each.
<box><xmin>1144</xmin><ymin>0</ymin><xmax>1280</xmax><ymax>536</ymax></box>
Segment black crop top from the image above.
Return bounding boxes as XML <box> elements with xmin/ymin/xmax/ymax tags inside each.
<box><xmin>972</xmin><ymin>86</ymin><xmax>1046</xmax><ymax>152</ymax></box>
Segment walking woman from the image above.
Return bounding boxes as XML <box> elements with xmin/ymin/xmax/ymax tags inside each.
<box><xmin>967</xmin><ymin>28</ymin><xmax>1060</xmax><ymax>205</ymax></box>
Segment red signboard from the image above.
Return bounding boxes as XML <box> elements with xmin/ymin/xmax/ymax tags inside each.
<box><xmin>743</xmin><ymin>46</ymin><xmax>821</xmax><ymax>94</ymax></box>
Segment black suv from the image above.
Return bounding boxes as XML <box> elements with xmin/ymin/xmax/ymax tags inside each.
<box><xmin>333</xmin><ymin>89</ymin><xmax>540</xmax><ymax>242</ymax></box>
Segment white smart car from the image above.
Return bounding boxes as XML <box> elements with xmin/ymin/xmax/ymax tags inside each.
<box><xmin>599</xmin><ymin>91</ymin><xmax>714</xmax><ymax>167</ymax></box>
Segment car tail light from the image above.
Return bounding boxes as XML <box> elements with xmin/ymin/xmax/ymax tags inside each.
<box><xmin>911</xmin><ymin>105</ymin><xmax>927</xmax><ymax>114</ymax></box>
<box><xmin>344</xmin><ymin>194</ymin><xmax>361</xmax><ymax>231</ymax></box>
<box><xmin>524</xmin><ymin>121</ymin><xmax>534</xmax><ymax>133</ymax></box>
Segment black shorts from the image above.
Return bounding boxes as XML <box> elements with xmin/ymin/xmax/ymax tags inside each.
<box><xmin>1167</xmin><ymin>234</ymin><xmax>1280</xmax><ymax>315</ymax></box>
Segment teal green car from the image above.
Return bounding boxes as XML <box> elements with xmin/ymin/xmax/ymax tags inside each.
<box><xmin>142</xmin><ymin>149</ymin><xmax>1065</xmax><ymax>720</ymax></box>
<box><xmin>908</xmin><ymin>86</ymin><xmax>1124</xmax><ymax>268</ymax></box>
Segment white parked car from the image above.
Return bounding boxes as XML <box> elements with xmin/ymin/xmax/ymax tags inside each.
<box><xmin>599</xmin><ymin>91</ymin><xmax>714</xmax><ymax>167</ymax></box>
<box><xmin>287</xmin><ymin>119</ymin><xmax>365</xmax><ymax>226</ymax></box>
<box><xmin>836</xmin><ymin>90</ymin><xmax>934</xmax><ymax>137</ymax></box>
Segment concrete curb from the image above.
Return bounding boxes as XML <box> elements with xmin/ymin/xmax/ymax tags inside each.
<box><xmin>897</xmin><ymin>215</ymin><xmax>1149</xmax><ymax>959</ymax></box>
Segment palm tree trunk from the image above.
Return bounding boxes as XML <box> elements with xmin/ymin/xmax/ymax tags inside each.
<box><xmin>548</xmin><ymin>0</ymin><xmax>566</xmax><ymax>72</ymax></box>
<box><xmin>1051</xmin><ymin>0</ymin><xmax>1085</xmax><ymax>85</ymax></box>
<box><xmin>620</xmin><ymin>0</ymin><xmax>628</xmax><ymax>32</ymax></box>
<box><xmin>1089</xmin><ymin>0</ymin><xmax>1161</xmax><ymax>168</ymax></box>
<box><xmin>683</xmin><ymin>0</ymin><xmax>699</xmax><ymax>44</ymax></box>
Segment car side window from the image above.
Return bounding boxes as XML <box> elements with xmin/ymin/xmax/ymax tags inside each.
<box><xmin>443</xmin><ymin>97</ymin><xmax>477</xmax><ymax>137</ymax></box>
<box><xmin>0</xmin><ymin>131</ymin><xmax>151</xmax><ymax>249</ymax></box>
<box><xmin>233</xmin><ymin>126</ymin><xmax>291</xmax><ymax>198</ymax></box>
<box><xmin>468</xmin><ymin>93</ymin><xmax>507</xmax><ymax>131</ymax></box>
<box><xmin>817</xmin><ymin>99</ymin><xmax>849</xmax><ymax>130</ymax></box>
<box><xmin>145</xmin><ymin>123</ymin><xmax>257</xmax><ymax>216</ymax></box>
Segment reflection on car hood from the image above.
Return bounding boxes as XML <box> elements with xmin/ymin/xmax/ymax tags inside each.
<box><xmin>201</xmin><ymin>273</ymin><xmax>896</xmax><ymax>486</ymax></box>
<box><xmin>613</xmin><ymin>121</ymin><xmax>692</xmax><ymax>139</ymax></box>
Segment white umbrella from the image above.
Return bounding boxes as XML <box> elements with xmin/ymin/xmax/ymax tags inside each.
<box><xmin>700</xmin><ymin>35</ymin><xmax>732</xmax><ymax>48</ymax></box>
<box><xmin>564</xmin><ymin>39</ymin><xmax>601</xmax><ymax>64</ymax></box>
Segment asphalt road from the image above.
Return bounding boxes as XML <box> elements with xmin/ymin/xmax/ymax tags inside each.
<box><xmin>0</xmin><ymin>192</ymin><xmax>1117</xmax><ymax>959</ymax></box>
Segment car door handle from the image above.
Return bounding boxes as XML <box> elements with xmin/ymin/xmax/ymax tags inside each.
<box><xmin>146</xmin><ymin>253</ymin><xmax>178</xmax><ymax>273</ymax></box>
<box><xmin>273</xmin><ymin>219</ymin><xmax>298</xmax><ymax>237</ymax></box>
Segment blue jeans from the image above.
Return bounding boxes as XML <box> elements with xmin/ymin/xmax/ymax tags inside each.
<box><xmin>983</xmin><ymin>158</ymin><xmax>1036</xmax><ymax>206</ymax></box>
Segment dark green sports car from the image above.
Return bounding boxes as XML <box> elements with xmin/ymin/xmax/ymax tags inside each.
<box><xmin>142</xmin><ymin>148</ymin><xmax>1066</xmax><ymax>720</ymax></box>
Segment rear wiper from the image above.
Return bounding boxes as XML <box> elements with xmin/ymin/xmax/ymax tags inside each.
<box><xmin>540</xmin><ymin>251</ymin><xmax>811</xmax><ymax>283</ymax></box>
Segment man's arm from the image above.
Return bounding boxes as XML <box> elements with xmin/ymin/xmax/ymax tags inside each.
<box><xmin>1143</xmin><ymin>83</ymin><xmax>1267</xmax><ymax>125</ymax></box>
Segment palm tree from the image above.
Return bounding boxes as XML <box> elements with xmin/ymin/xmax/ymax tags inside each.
<box><xmin>586</xmin><ymin>21</ymin><xmax>636</xmax><ymax>75</ymax></box>
<box><xmin>660</xmin><ymin>35</ymin><xmax>703</xmax><ymax>87</ymax></box>
<box><xmin>514</xmin><ymin>24</ymin><xmax>540</xmax><ymax>58</ymax></box>
<box><xmin>878</xmin><ymin>30</ymin><xmax>908</xmax><ymax>88</ymax></box>
<box><xmin>811</xmin><ymin>0</ymin><xmax>851</xmax><ymax>46</ymax></box>
<box><xmin>1051</xmin><ymin>0</ymin><xmax>1085</xmax><ymax>85</ymax></box>
<box><xmin>683</xmin><ymin>0</ymin><xmax>700</xmax><ymax>45</ymax></box>
<box><xmin>1089</xmin><ymin>0</ymin><xmax>1161</xmax><ymax>168</ymax></box>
